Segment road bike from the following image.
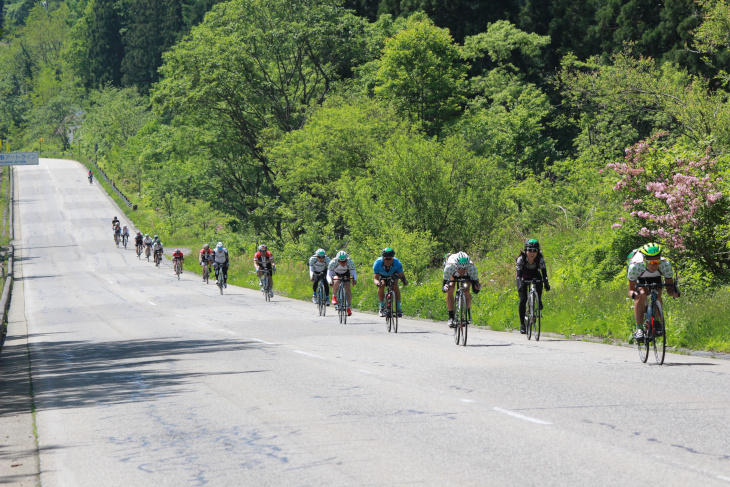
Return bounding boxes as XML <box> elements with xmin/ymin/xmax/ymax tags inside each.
<box><xmin>122</xmin><ymin>233</ymin><xmax>128</xmax><ymax>249</ymax></box>
<box><xmin>314</xmin><ymin>272</ymin><xmax>327</xmax><ymax>317</ymax></box>
<box><xmin>154</xmin><ymin>250</ymin><xmax>162</xmax><ymax>267</ymax></box>
<box><xmin>380</xmin><ymin>275</ymin><xmax>400</xmax><ymax>333</ymax></box>
<box><xmin>258</xmin><ymin>268</ymin><xmax>275</xmax><ymax>301</ymax></box>
<box><xmin>174</xmin><ymin>258</ymin><xmax>182</xmax><ymax>280</ymax></box>
<box><xmin>202</xmin><ymin>260</ymin><xmax>210</xmax><ymax>284</ymax></box>
<box><xmin>114</xmin><ymin>232</ymin><xmax>120</xmax><ymax>247</ymax></box>
<box><xmin>215</xmin><ymin>264</ymin><xmax>227</xmax><ymax>295</ymax></box>
<box><xmin>88</xmin><ymin>173</ymin><xmax>93</xmax><ymax>184</ymax></box>
<box><xmin>333</xmin><ymin>276</ymin><xmax>351</xmax><ymax>324</ymax></box>
<box><xmin>136</xmin><ymin>242</ymin><xmax>142</xmax><ymax>259</ymax></box>
<box><xmin>453</xmin><ymin>276</ymin><xmax>471</xmax><ymax>346</ymax></box>
<box><xmin>145</xmin><ymin>244</ymin><xmax>152</xmax><ymax>261</ymax></box>
<box><xmin>523</xmin><ymin>279</ymin><xmax>542</xmax><ymax>341</ymax></box>
<box><xmin>635</xmin><ymin>281</ymin><xmax>679</xmax><ymax>365</ymax></box>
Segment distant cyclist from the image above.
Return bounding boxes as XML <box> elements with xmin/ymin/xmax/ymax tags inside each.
<box><xmin>113</xmin><ymin>222</ymin><xmax>121</xmax><ymax>244</ymax></box>
<box><xmin>172</xmin><ymin>249</ymin><xmax>184</xmax><ymax>274</ymax></box>
<box><xmin>373</xmin><ymin>247</ymin><xmax>408</xmax><ymax>317</ymax></box>
<box><xmin>254</xmin><ymin>244</ymin><xmax>275</xmax><ymax>297</ymax></box>
<box><xmin>88</xmin><ymin>170</ymin><xmax>93</xmax><ymax>183</ymax></box>
<box><xmin>199</xmin><ymin>243</ymin><xmax>213</xmax><ymax>281</ymax></box>
<box><xmin>442</xmin><ymin>251</ymin><xmax>481</xmax><ymax>328</ymax></box>
<box><xmin>134</xmin><ymin>231</ymin><xmax>144</xmax><ymax>253</ymax></box>
<box><xmin>309</xmin><ymin>248</ymin><xmax>331</xmax><ymax>304</ymax></box>
<box><xmin>627</xmin><ymin>242</ymin><xmax>678</xmax><ymax>340</ymax></box>
<box><xmin>213</xmin><ymin>242</ymin><xmax>230</xmax><ymax>287</ymax></box>
<box><xmin>121</xmin><ymin>225</ymin><xmax>130</xmax><ymax>245</ymax></box>
<box><xmin>328</xmin><ymin>251</ymin><xmax>357</xmax><ymax>316</ymax></box>
<box><xmin>153</xmin><ymin>239</ymin><xmax>164</xmax><ymax>262</ymax></box>
<box><xmin>112</xmin><ymin>216</ymin><xmax>119</xmax><ymax>228</ymax></box>
<box><xmin>516</xmin><ymin>239</ymin><xmax>550</xmax><ymax>334</ymax></box>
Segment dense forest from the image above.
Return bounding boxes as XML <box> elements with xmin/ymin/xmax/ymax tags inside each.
<box><xmin>2</xmin><ymin>0</ymin><xmax>730</xmax><ymax>348</ymax></box>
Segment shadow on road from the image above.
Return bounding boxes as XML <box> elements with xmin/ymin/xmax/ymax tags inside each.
<box><xmin>663</xmin><ymin>362</ymin><xmax>718</xmax><ymax>367</ymax></box>
<box><xmin>0</xmin><ymin>336</ymin><xmax>266</xmax><ymax>417</ymax></box>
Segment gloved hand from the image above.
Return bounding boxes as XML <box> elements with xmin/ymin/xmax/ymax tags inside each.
<box><xmin>442</xmin><ymin>284</ymin><xmax>449</xmax><ymax>293</ymax></box>
<box><xmin>544</xmin><ymin>281</ymin><xmax>551</xmax><ymax>292</ymax></box>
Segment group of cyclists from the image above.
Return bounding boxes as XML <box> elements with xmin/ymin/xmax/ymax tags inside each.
<box><xmin>114</xmin><ymin>212</ymin><xmax>679</xmax><ymax>335</ymax></box>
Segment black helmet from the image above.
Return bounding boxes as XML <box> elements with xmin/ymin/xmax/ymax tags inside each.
<box><xmin>524</xmin><ymin>239</ymin><xmax>540</xmax><ymax>252</ymax></box>
<box><xmin>382</xmin><ymin>247</ymin><xmax>395</xmax><ymax>258</ymax></box>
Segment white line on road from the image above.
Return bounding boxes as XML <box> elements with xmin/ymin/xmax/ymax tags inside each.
<box><xmin>493</xmin><ymin>407</ymin><xmax>552</xmax><ymax>425</ymax></box>
<box><xmin>461</xmin><ymin>399</ymin><xmax>475</xmax><ymax>403</ymax></box>
<box><xmin>250</xmin><ymin>338</ymin><xmax>275</xmax><ymax>345</ymax></box>
<box><xmin>359</xmin><ymin>370</ymin><xmax>372</xmax><ymax>374</ymax></box>
<box><xmin>148</xmin><ymin>302</ymin><xmax>156</xmax><ymax>306</ymax></box>
<box><xmin>718</xmin><ymin>476</ymin><xmax>730</xmax><ymax>483</ymax></box>
<box><xmin>294</xmin><ymin>350</ymin><xmax>327</xmax><ymax>360</ymax></box>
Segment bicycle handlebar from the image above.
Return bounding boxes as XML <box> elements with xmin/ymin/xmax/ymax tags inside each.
<box><xmin>636</xmin><ymin>281</ymin><xmax>681</xmax><ymax>297</ymax></box>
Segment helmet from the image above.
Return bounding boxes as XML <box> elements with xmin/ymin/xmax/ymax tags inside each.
<box><xmin>337</xmin><ymin>251</ymin><xmax>348</xmax><ymax>262</ymax></box>
<box><xmin>144</xmin><ymin>234</ymin><xmax>149</xmax><ymax>237</ymax></box>
<box><xmin>137</xmin><ymin>231</ymin><xmax>141</xmax><ymax>235</ymax></box>
<box><xmin>154</xmin><ymin>235</ymin><xmax>158</xmax><ymax>239</ymax></box>
<box><xmin>216</xmin><ymin>242</ymin><xmax>223</xmax><ymax>250</ymax></box>
<box><xmin>525</xmin><ymin>239</ymin><xmax>540</xmax><ymax>252</ymax></box>
<box><xmin>382</xmin><ymin>247</ymin><xmax>395</xmax><ymax>258</ymax></box>
<box><xmin>175</xmin><ymin>248</ymin><xmax>181</xmax><ymax>252</ymax></box>
<box><xmin>316</xmin><ymin>248</ymin><xmax>326</xmax><ymax>257</ymax></box>
<box><xmin>203</xmin><ymin>244</ymin><xmax>209</xmax><ymax>249</ymax></box>
<box><xmin>114</xmin><ymin>216</ymin><xmax>117</xmax><ymax>219</ymax></box>
<box><xmin>455</xmin><ymin>252</ymin><xmax>469</xmax><ymax>270</ymax></box>
<box><xmin>259</xmin><ymin>244</ymin><xmax>267</xmax><ymax>251</ymax></box>
<box><xmin>639</xmin><ymin>242</ymin><xmax>662</xmax><ymax>259</ymax></box>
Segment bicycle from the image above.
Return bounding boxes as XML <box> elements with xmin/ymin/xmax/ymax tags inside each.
<box><xmin>145</xmin><ymin>244</ymin><xmax>152</xmax><ymax>262</ymax></box>
<box><xmin>88</xmin><ymin>173</ymin><xmax>93</xmax><ymax>184</ymax></box>
<box><xmin>523</xmin><ymin>279</ymin><xmax>542</xmax><ymax>341</ymax></box>
<box><xmin>452</xmin><ymin>276</ymin><xmax>471</xmax><ymax>346</ymax></box>
<box><xmin>379</xmin><ymin>275</ymin><xmax>400</xmax><ymax>333</ymax></box>
<box><xmin>202</xmin><ymin>260</ymin><xmax>211</xmax><ymax>284</ymax></box>
<box><xmin>136</xmin><ymin>242</ymin><xmax>142</xmax><ymax>259</ymax></box>
<box><xmin>635</xmin><ymin>281</ymin><xmax>679</xmax><ymax>365</ymax></box>
<box><xmin>114</xmin><ymin>232</ymin><xmax>120</xmax><ymax>248</ymax></box>
<box><xmin>174</xmin><ymin>258</ymin><xmax>182</xmax><ymax>280</ymax></box>
<box><xmin>215</xmin><ymin>264</ymin><xmax>227</xmax><ymax>295</ymax></box>
<box><xmin>333</xmin><ymin>276</ymin><xmax>351</xmax><ymax>324</ymax></box>
<box><xmin>314</xmin><ymin>272</ymin><xmax>327</xmax><ymax>317</ymax></box>
<box><xmin>154</xmin><ymin>250</ymin><xmax>162</xmax><ymax>267</ymax></box>
<box><xmin>122</xmin><ymin>233</ymin><xmax>128</xmax><ymax>249</ymax></box>
<box><xmin>259</xmin><ymin>268</ymin><xmax>273</xmax><ymax>301</ymax></box>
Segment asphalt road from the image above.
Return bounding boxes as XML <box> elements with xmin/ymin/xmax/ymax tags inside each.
<box><xmin>1</xmin><ymin>159</ymin><xmax>729</xmax><ymax>486</ymax></box>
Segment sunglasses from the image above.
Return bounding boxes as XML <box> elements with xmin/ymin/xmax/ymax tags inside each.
<box><xmin>646</xmin><ymin>260</ymin><xmax>660</xmax><ymax>265</ymax></box>
<box><xmin>384</xmin><ymin>257</ymin><xmax>393</xmax><ymax>260</ymax></box>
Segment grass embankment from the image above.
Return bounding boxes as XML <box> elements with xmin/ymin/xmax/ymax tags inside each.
<box><xmin>62</xmin><ymin>153</ymin><xmax>730</xmax><ymax>354</ymax></box>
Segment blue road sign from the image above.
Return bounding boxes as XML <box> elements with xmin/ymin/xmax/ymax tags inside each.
<box><xmin>0</xmin><ymin>152</ymin><xmax>39</xmax><ymax>166</ymax></box>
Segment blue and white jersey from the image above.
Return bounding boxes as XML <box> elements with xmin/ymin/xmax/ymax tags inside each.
<box><xmin>373</xmin><ymin>257</ymin><xmax>404</xmax><ymax>277</ymax></box>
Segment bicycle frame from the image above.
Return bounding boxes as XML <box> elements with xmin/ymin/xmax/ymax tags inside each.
<box><xmin>522</xmin><ymin>278</ymin><xmax>542</xmax><ymax>341</ymax></box>
<box><xmin>379</xmin><ymin>275</ymin><xmax>399</xmax><ymax>333</ymax></box>
<box><xmin>635</xmin><ymin>281</ymin><xmax>677</xmax><ymax>364</ymax></box>
<box><xmin>452</xmin><ymin>276</ymin><xmax>470</xmax><ymax>346</ymax></box>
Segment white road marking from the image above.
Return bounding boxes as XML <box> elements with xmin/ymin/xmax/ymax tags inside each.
<box><xmin>148</xmin><ymin>302</ymin><xmax>156</xmax><ymax>306</ymax></box>
<box><xmin>718</xmin><ymin>476</ymin><xmax>730</xmax><ymax>482</ymax></box>
<box><xmin>493</xmin><ymin>407</ymin><xmax>551</xmax><ymax>425</ymax></box>
<box><xmin>294</xmin><ymin>350</ymin><xmax>327</xmax><ymax>360</ymax></box>
<box><xmin>250</xmin><ymin>338</ymin><xmax>275</xmax><ymax>345</ymax></box>
<box><xmin>461</xmin><ymin>399</ymin><xmax>475</xmax><ymax>403</ymax></box>
<box><xmin>359</xmin><ymin>370</ymin><xmax>372</xmax><ymax>374</ymax></box>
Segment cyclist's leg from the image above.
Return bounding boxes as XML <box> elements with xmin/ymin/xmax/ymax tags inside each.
<box><xmin>393</xmin><ymin>281</ymin><xmax>402</xmax><ymax>312</ymax></box>
<box><xmin>536</xmin><ymin>281</ymin><xmax>544</xmax><ymax>310</ymax></box>
<box><xmin>344</xmin><ymin>281</ymin><xmax>352</xmax><ymax>307</ymax></box>
<box><xmin>332</xmin><ymin>279</ymin><xmax>340</xmax><ymax>303</ymax></box>
<box><xmin>518</xmin><ymin>284</ymin><xmax>528</xmax><ymax>332</ymax></box>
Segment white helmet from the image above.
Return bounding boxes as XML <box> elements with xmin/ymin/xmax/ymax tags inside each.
<box><xmin>216</xmin><ymin>242</ymin><xmax>223</xmax><ymax>250</ymax></box>
<box><xmin>455</xmin><ymin>252</ymin><xmax>470</xmax><ymax>270</ymax></box>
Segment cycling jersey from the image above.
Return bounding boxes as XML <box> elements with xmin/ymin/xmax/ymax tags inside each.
<box><xmin>172</xmin><ymin>250</ymin><xmax>183</xmax><ymax>260</ymax></box>
<box><xmin>443</xmin><ymin>263</ymin><xmax>479</xmax><ymax>281</ymax></box>
<box><xmin>373</xmin><ymin>257</ymin><xmax>403</xmax><ymax>277</ymax></box>
<box><xmin>627</xmin><ymin>254</ymin><xmax>673</xmax><ymax>281</ymax></box>
<box><xmin>114</xmin><ymin>226</ymin><xmax>121</xmax><ymax>235</ymax></box>
<box><xmin>213</xmin><ymin>248</ymin><xmax>229</xmax><ymax>265</ymax></box>
<box><xmin>308</xmin><ymin>255</ymin><xmax>331</xmax><ymax>278</ymax></box>
<box><xmin>200</xmin><ymin>248</ymin><xmax>213</xmax><ymax>262</ymax></box>
<box><xmin>254</xmin><ymin>250</ymin><xmax>273</xmax><ymax>265</ymax></box>
<box><xmin>122</xmin><ymin>228</ymin><xmax>129</xmax><ymax>236</ymax></box>
<box><xmin>516</xmin><ymin>253</ymin><xmax>547</xmax><ymax>281</ymax></box>
<box><xmin>135</xmin><ymin>235</ymin><xmax>143</xmax><ymax>245</ymax></box>
<box><xmin>143</xmin><ymin>237</ymin><xmax>154</xmax><ymax>246</ymax></box>
<box><xmin>153</xmin><ymin>242</ymin><xmax>163</xmax><ymax>253</ymax></box>
<box><xmin>328</xmin><ymin>258</ymin><xmax>357</xmax><ymax>280</ymax></box>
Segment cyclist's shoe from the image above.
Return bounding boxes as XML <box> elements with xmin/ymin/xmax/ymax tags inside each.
<box><xmin>379</xmin><ymin>307</ymin><xmax>386</xmax><ymax>317</ymax></box>
<box><xmin>224</xmin><ymin>282</ymin><xmax>227</xmax><ymax>289</ymax></box>
<box><xmin>634</xmin><ymin>328</ymin><xmax>644</xmax><ymax>341</ymax></box>
<box><xmin>269</xmin><ymin>290</ymin><xmax>274</xmax><ymax>297</ymax></box>
<box><xmin>520</xmin><ymin>324</ymin><xmax>526</xmax><ymax>334</ymax></box>
<box><xmin>332</xmin><ymin>296</ymin><xmax>337</xmax><ymax>305</ymax></box>
<box><xmin>325</xmin><ymin>296</ymin><xmax>330</xmax><ymax>306</ymax></box>
<box><xmin>539</xmin><ymin>302</ymin><xmax>544</xmax><ymax>311</ymax></box>
<box><xmin>312</xmin><ymin>294</ymin><xmax>318</xmax><ymax>304</ymax></box>
<box><xmin>397</xmin><ymin>310</ymin><xmax>403</xmax><ymax>317</ymax></box>
<box><xmin>347</xmin><ymin>308</ymin><xmax>352</xmax><ymax>316</ymax></box>
<box><xmin>448</xmin><ymin>318</ymin><xmax>456</xmax><ymax>328</ymax></box>
<box><xmin>654</xmin><ymin>323</ymin><xmax>664</xmax><ymax>336</ymax></box>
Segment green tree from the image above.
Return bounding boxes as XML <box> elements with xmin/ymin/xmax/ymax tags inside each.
<box><xmin>374</xmin><ymin>14</ymin><xmax>467</xmax><ymax>135</ymax></box>
<box><xmin>152</xmin><ymin>0</ymin><xmax>365</xmax><ymax>239</ymax></box>
<box><xmin>69</xmin><ymin>0</ymin><xmax>123</xmax><ymax>89</ymax></box>
<box><xmin>121</xmin><ymin>0</ymin><xmax>184</xmax><ymax>93</ymax></box>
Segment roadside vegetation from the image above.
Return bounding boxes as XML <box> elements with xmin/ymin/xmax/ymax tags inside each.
<box><xmin>2</xmin><ymin>0</ymin><xmax>730</xmax><ymax>352</ymax></box>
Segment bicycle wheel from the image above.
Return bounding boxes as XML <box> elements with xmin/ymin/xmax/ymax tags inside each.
<box><xmin>526</xmin><ymin>293</ymin><xmax>534</xmax><ymax>340</ymax></box>
<box><xmin>338</xmin><ymin>286</ymin><xmax>346</xmax><ymax>324</ymax></box>
<box><xmin>386</xmin><ymin>292</ymin><xmax>393</xmax><ymax>333</ymax></box>
<box><xmin>534</xmin><ymin>292</ymin><xmax>541</xmax><ymax>341</ymax></box>
<box><xmin>652</xmin><ymin>301</ymin><xmax>666</xmax><ymax>365</ymax></box>
<box><xmin>146</xmin><ymin>248</ymin><xmax>150</xmax><ymax>261</ymax></box>
<box><xmin>263</xmin><ymin>276</ymin><xmax>270</xmax><ymax>301</ymax></box>
<box><xmin>203</xmin><ymin>265</ymin><xmax>209</xmax><ymax>284</ymax></box>
<box><xmin>456</xmin><ymin>292</ymin><xmax>469</xmax><ymax>346</ymax></box>
<box><xmin>218</xmin><ymin>270</ymin><xmax>224</xmax><ymax>295</ymax></box>
<box><xmin>137</xmin><ymin>245</ymin><xmax>141</xmax><ymax>259</ymax></box>
<box><xmin>392</xmin><ymin>299</ymin><xmax>398</xmax><ymax>333</ymax></box>
<box><xmin>176</xmin><ymin>261</ymin><xmax>181</xmax><ymax>280</ymax></box>
<box><xmin>638</xmin><ymin>308</ymin><xmax>650</xmax><ymax>363</ymax></box>
<box><xmin>317</xmin><ymin>281</ymin><xmax>326</xmax><ymax>316</ymax></box>
<box><xmin>123</xmin><ymin>236</ymin><xmax>128</xmax><ymax>249</ymax></box>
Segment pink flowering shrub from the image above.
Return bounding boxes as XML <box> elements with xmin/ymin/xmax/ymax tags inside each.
<box><xmin>606</xmin><ymin>133</ymin><xmax>725</xmax><ymax>253</ymax></box>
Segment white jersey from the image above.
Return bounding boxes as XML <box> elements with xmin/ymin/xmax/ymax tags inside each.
<box><xmin>213</xmin><ymin>248</ymin><xmax>229</xmax><ymax>264</ymax></box>
<box><xmin>308</xmin><ymin>255</ymin><xmax>330</xmax><ymax>277</ymax></box>
<box><xmin>143</xmin><ymin>237</ymin><xmax>154</xmax><ymax>246</ymax></box>
<box><xmin>152</xmin><ymin>242</ymin><xmax>163</xmax><ymax>253</ymax></box>
<box><xmin>627</xmin><ymin>253</ymin><xmax>673</xmax><ymax>280</ymax></box>
<box><xmin>327</xmin><ymin>258</ymin><xmax>357</xmax><ymax>281</ymax></box>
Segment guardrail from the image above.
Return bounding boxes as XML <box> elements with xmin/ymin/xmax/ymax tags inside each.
<box><xmin>0</xmin><ymin>168</ymin><xmax>14</xmax><ymax>353</ymax></box>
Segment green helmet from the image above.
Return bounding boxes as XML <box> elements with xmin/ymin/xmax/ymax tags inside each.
<box><xmin>337</xmin><ymin>251</ymin><xmax>348</xmax><ymax>261</ymax></box>
<box><xmin>455</xmin><ymin>251</ymin><xmax>469</xmax><ymax>269</ymax></box>
<box><xmin>153</xmin><ymin>235</ymin><xmax>159</xmax><ymax>240</ymax></box>
<box><xmin>382</xmin><ymin>247</ymin><xmax>395</xmax><ymax>258</ymax></box>
<box><xmin>316</xmin><ymin>248</ymin><xmax>326</xmax><ymax>257</ymax></box>
<box><xmin>525</xmin><ymin>239</ymin><xmax>539</xmax><ymax>252</ymax></box>
<box><xmin>639</xmin><ymin>242</ymin><xmax>662</xmax><ymax>258</ymax></box>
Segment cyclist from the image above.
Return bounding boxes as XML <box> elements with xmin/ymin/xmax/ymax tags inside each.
<box><xmin>172</xmin><ymin>248</ymin><xmax>184</xmax><ymax>274</ymax></box>
<box><xmin>213</xmin><ymin>242</ymin><xmax>230</xmax><ymax>287</ymax></box>
<box><xmin>328</xmin><ymin>251</ymin><xmax>357</xmax><ymax>316</ymax></box>
<box><xmin>113</xmin><ymin>222</ymin><xmax>121</xmax><ymax>244</ymax></box>
<box><xmin>516</xmin><ymin>239</ymin><xmax>550</xmax><ymax>334</ymax></box>
<box><xmin>628</xmin><ymin>242</ymin><xmax>679</xmax><ymax>340</ymax></box>
<box><xmin>88</xmin><ymin>170</ymin><xmax>93</xmax><ymax>183</ymax></box>
<box><xmin>373</xmin><ymin>248</ymin><xmax>408</xmax><ymax>317</ymax></box>
<box><xmin>254</xmin><ymin>244</ymin><xmax>275</xmax><ymax>297</ymax></box>
<box><xmin>134</xmin><ymin>231</ymin><xmax>144</xmax><ymax>253</ymax></box>
<box><xmin>121</xmin><ymin>225</ymin><xmax>130</xmax><ymax>245</ymax></box>
<box><xmin>443</xmin><ymin>251</ymin><xmax>481</xmax><ymax>328</ymax></box>
<box><xmin>153</xmin><ymin>239</ymin><xmax>164</xmax><ymax>264</ymax></box>
<box><xmin>309</xmin><ymin>248</ymin><xmax>331</xmax><ymax>304</ymax></box>
<box><xmin>112</xmin><ymin>216</ymin><xmax>119</xmax><ymax>228</ymax></box>
<box><xmin>143</xmin><ymin>233</ymin><xmax>154</xmax><ymax>255</ymax></box>
<box><xmin>199</xmin><ymin>243</ymin><xmax>213</xmax><ymax>281</ymax></box>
